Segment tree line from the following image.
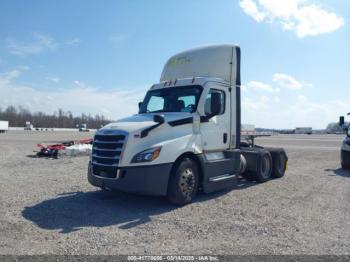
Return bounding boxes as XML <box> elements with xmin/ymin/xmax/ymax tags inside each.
<box><xmin>0</xmin><ymin>106</ymin><xmax>110</xmax><ymax>129</ymax></box>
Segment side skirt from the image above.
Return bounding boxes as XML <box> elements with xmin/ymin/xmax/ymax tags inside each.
<box><xmin>198</xmin><ymin>149</ymin><xmax>240</xmax><ymax>194</ymax></box>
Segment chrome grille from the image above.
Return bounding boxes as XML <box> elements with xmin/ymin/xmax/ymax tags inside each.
<box><xmin>91</xmin><ymin>130</ymin><xmax>127</xmax><ymax>178</ymax></box>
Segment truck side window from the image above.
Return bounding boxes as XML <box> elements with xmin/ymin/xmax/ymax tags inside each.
<box><xmin>204</xmin><ymin>89</ymin><xmax>225</xmax><ymax>115</ymax></box>
<box><xmin>147</xmin><ymin>96</ymin><xmax>164</xmax><ymax>112</ymax></box>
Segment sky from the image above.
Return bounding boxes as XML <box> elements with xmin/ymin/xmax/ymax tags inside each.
<box><xmin>0</xmin><ymin>0</ymin><xmax>349</xmax><ymax>129</ymax></box>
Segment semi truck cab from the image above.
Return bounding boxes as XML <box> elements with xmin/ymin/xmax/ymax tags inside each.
<box><xmin>88</xmin><ymin>45</ymin><xmax>288</xmax><ymax>205</ymax></box>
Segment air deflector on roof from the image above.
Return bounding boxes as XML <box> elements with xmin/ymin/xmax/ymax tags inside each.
<box><xmin>160</xmin><ymin>44</ymin><xmax>240</xmax><ymax>85</ymax></box>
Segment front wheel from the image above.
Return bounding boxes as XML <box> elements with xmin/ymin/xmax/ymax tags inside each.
<box><xmin>167</xmin><ymin>158</ymin><xmax>199</xmax><ymax>206</ymax></box>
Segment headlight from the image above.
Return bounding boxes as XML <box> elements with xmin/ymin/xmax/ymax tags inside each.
<box><xmin>131</xmin><ymin>147</ymin><xmax>161</xmax><ymax>163</ymax></box>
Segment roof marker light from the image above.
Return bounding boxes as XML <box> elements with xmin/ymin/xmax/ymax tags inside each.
<box><xmin>174</xmin><ymin>79</ymin><xmax>177</xmax><ymax>85</ymax></box>
<box><xmin>163</xmin><ymin>81</ymin><xmax>167</xmax><ymax>86</ymax></box>
<box><xmin>169</xmin><ymin>80</ymin><xmax>172</xmax><ymax>86</ymax></box>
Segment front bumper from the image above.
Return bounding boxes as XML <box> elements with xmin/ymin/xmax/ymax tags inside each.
<box><xmin>87</xmin><ymin>162</ymin><xmax>172</xmax><ymax>196</ymax></box>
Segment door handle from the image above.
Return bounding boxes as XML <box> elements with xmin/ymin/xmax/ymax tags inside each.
<box><xmin>223</xmin><ymin>133</ymin><xmax>227</xmax><ymax>144</ymax></box>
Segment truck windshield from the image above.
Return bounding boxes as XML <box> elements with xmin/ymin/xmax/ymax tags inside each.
<box><xmin>139</xmin><ymin>85</ymin><xmax>203</xmax><ymax>114</ymax></box>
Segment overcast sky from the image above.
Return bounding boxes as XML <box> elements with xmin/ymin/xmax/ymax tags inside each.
<box><xmin>0</xmin><ymin>0</ymin><xmax>349</xmax><ymax>129</ymax></box>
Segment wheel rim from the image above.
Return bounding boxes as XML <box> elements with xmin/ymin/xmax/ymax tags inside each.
<box><xmin>179</xmin><ymin>168</ymin><xmax>195</xmax><ymax>199</ymax></box>
<box><xmin>261</xmin><ymin>155</ymin><xmax>271</xmax><ymax>179</ymax></box>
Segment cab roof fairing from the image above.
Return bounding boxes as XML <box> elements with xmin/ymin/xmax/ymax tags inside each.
<box><xmin>160</xmin><ymin>44</ymin><xmax>240</xmax><ymax>85</ymax></box>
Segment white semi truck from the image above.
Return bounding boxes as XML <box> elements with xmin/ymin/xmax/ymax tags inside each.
<box><xmin>88</xmin><ymin>45</ymin><xmax>288</xmax><ymax>205</ymax></box>
<box><xmin>78</xmin><ymin>123</ymin><xmax>90</xmax><ymax>132</ymax></box>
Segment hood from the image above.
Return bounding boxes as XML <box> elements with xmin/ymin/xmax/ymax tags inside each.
<box><xmin>101</xmin><ymin>112</ymin><xmax>193</xmax><ymax>133</ymax></box>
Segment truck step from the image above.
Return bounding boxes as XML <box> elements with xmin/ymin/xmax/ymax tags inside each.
<box><xmin>209</xmin><ymin>173</ymin><xmax>236</xmax><ymax>182</ymax></box>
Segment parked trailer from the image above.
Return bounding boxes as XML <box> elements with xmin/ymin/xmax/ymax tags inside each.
<box><xmin>241</xmin><ymin>124</ymin><xmax>255</xmax><ymax>136</ymax></box>
<box><xmin>88</xmin><ymin>44</ymin><xmax>288</xmax><ymax>205</ymax></box>
<box><xmin>0</xmin><ymin>120</ymin><xmax>9</xmax><ymax>133</ymax></box>
<box><xmin>295</xmin><ymin>127</ymin><xmax>312</xmax><ymax>135</ymax></box>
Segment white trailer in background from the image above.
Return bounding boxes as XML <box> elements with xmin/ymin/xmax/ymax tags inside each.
<box><xmin>0</xmin><ymin>121</ymin><xmax>9</xmax><ymax>133</ymax></box>
<box><xmin>241</xmin><ymin>124</ymin><xmax>255</xmax><ymax>136</ymax></box>
<box><xmin>295</xmin><ymin>127</ymin><xmax>312</xmax><ymax>135</ymax></box>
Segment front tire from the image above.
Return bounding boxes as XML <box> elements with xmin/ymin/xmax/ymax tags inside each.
<box><xmin>167</xmin><ymin>158</ymin><xmax>199</xmax><ymax>206</ymax></box>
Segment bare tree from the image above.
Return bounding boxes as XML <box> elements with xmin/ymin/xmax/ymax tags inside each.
<box><xmin>0</xmin><ymin>106</ymin><xmax>110</xmax><ymax>129</ymax></box>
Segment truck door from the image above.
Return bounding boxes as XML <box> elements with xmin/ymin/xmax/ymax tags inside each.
<box><xmin>200</xmin><ymin>85</ymin><xmax>230</xmax><ymax>151</ymax></box>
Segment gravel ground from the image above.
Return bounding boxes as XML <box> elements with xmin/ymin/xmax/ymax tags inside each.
<box><xmin>0</xmin><ymin>131</ymin><xmax>350</xmax><ymax>255</ymax></box>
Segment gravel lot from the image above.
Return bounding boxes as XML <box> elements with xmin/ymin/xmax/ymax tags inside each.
<box><xmin>0</xmin><ymin>131</ymin><xmax>350</xmax><ymax>255</ymax></box>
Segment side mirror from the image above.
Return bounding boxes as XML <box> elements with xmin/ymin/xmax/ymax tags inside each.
<box><xmin>340</xmin><ymin>116</ymin><xmax>345</xmax><ymax>127</ymax></box>
<box><xmin>138</xmin><ymin>102</ymin><xmax>142</xmax><ymax>110</ymax></box>
<box><xmin>153</xmin><ymin>114</ymin><xmax>164</xmax><ymax>123</ymax></box>
<box><xmin>210</xmin><ymin>92</ymin><xmax>222</xmax><ymax>116</ymax></box>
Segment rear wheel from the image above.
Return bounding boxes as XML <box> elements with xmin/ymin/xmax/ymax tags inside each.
<box><xmin>271</xmin><ymin>150</ymin><xmax>287</xmax><ymax>178</ymax></box>
<box><xmin>242</xmin><ymin>150</ymin><xmax>272</xmax><ymax>183</ymax></box>
<box><xmin>256</xmin><ymin>151</ymin><xmax>272</xmax><ymax>182</ymax></box>
<box><xmin>167</xmin><ymin>158</ymin><xmax>199</xmax><ymax>206</ymax></box>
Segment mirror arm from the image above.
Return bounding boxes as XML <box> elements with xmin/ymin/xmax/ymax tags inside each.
<box><xmin>140</xmin><ymin>115</ymin><xmax>164</xmax><ymax>138</ymax></box>
<box><xmin>200</xmin><ymin>113</ymin><xmax>216</xmax><ymax>122</ymax></box>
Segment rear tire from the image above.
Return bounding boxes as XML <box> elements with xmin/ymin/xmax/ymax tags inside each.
<box><xmin>271</xmin><ymin>150</ymin><xmax>287</xmax><ymax>178</ymax></box>
<box><xmin>255</xmin><ymin>151</ymin><xmax>272</xmax><ymax>182</ymax></box>
<box><xmin>243</xmin><ymin>150</ymin><xmax>272</xmax><ymax>183</ymax></box>
<box><xmin>167</xmin><ymin>158</ymin><xmax>199</xmax><ymax>206</ymax></box>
